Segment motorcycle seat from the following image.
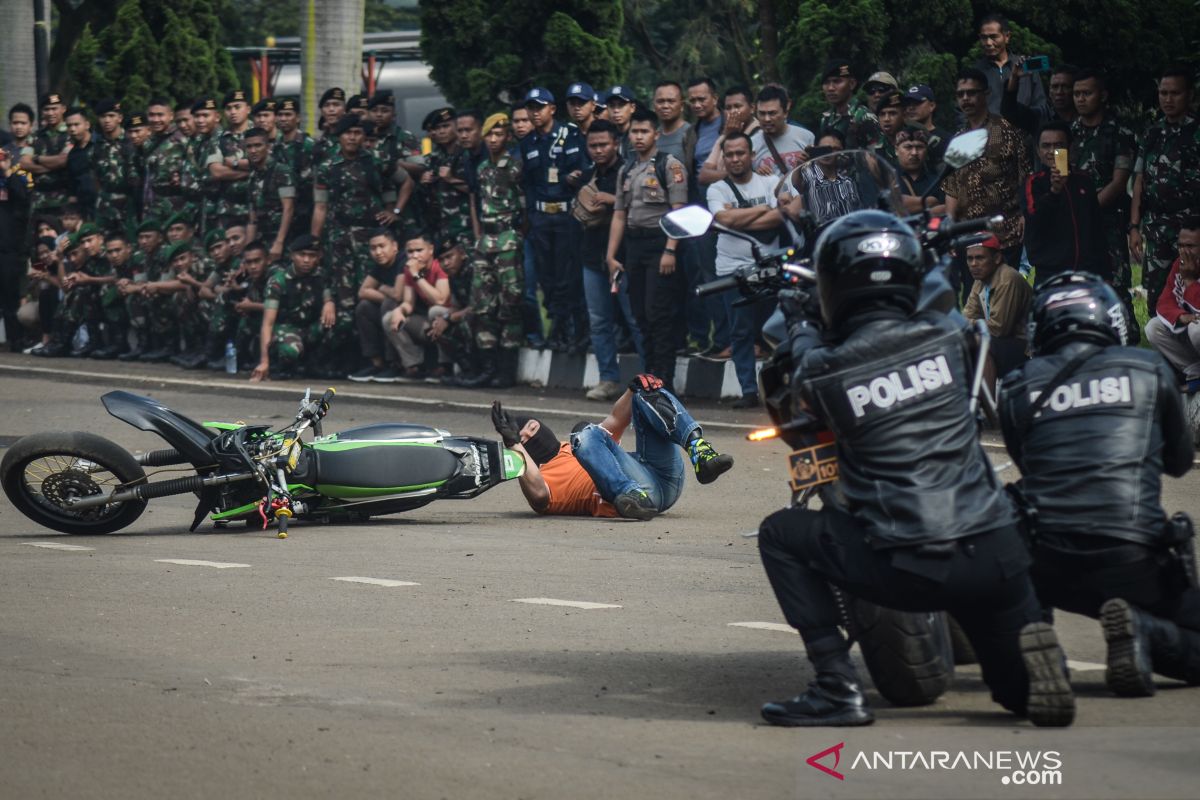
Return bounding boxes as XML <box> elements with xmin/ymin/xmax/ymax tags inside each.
<box><xmin>311</xmin><ymin>442</ymin><xmax>461</xmax><ymax>493</ymax></box>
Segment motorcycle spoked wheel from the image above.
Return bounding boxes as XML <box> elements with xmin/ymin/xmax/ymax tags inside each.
<box><xmin>838</xmin><ymin>589</ymin><xmax>955</xmax><ymax>707</ymax></box>
<box><xmin>1</xmin><ymin>432</ymin><xmax>148</xmax><ymax>535</ymax></box>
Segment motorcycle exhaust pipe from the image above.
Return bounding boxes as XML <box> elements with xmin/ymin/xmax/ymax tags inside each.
<box><xmin>67</xmin><ymin>471</ymin><xmax>258</xmax><ymax>510</ymax></box>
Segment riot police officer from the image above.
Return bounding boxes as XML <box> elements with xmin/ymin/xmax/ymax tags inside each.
<box><xmin>999</xmin><ymin>272</ymin><xmax>1200</xmax><ymax>696</ymax></box>
<box><xmin>757</xmin><ymin>210</ymin><xmax>1074</xmax><ymax>727</ymax></box>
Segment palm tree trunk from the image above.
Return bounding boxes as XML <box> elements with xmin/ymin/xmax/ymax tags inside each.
<box><xmin>0</xmin><ymin>0</ymin><xmax>37</xmax><ymax>113</ymax></box>
<box><xmin>758</xmin><ymin>0</ymin><xmax>781</xmax><ymax>85</ymax></box>
<box><xmin>301</xmin><ymin>0</ymin><xmax>366</xmax><ymax>136</ymax></box>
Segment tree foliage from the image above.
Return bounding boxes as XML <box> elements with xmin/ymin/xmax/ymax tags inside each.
<box><xmin>419</xmin><ymin>0</ymin><xmax>631</xmax><ymax>111</ymax></box>
<box><xmin>66</xmin><ymin>0</ymin><xmax>238</xmax><ymax>110</ymax></box>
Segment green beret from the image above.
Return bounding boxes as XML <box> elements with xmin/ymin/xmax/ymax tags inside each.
<box><xmin>162</xmin><ymin>240</ymin><xmax>192</xmax><ymax>263</ymax></box>
<box><xmin>64</xmin><ymin>232</ymin><xmax>83</xmax><ymax>252</ymax></box>
<box><xmin>204</xmin><ymin>228</ymin><xmax>227</xmax><ymax>250</ymax></box>
<box><xmin>136</xmin><ymin>218</ymin><xmax>163</xmax><ymax>234</ymax></box>
<box><xmin>76</xmin><ymin>222</ymin><xmax>102</xmax><ymax>238</ymax></box>
<box><xmin>163</xmin><ymin>212</ymin><xmax>192</xmax><ymax>230</ymax></box>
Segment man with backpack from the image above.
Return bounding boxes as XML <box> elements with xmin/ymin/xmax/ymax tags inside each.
<box><xmin>606</xmin><ymin>107</ymin><xmax>689</xmax><ymax>394</ymax></box>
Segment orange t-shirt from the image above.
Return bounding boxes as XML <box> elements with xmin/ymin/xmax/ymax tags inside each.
<box><xmin>538</xmin><ymin>442</ymin><xmax>618</xmax><ymax>517</ymax></box>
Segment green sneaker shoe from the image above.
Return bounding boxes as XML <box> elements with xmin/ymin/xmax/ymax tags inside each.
<box><xmin>689</xmin><ymin>438</ymin><xmax>734</xmax><ymax>484</ymax></box>
<box><xmin>614</xmin><ymin>489</ymin><xmax>658</xmax><ymax>520</ymax></box>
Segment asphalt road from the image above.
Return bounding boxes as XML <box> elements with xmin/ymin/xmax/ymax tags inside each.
<box><xmin>1</xmin><ymin>365</ymin><xmax>1198</xmax><ymax>800</ymax></box>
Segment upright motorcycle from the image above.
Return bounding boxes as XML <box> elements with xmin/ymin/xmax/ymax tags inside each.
<box><xmin>660</xmin><ymin>131</ymin><xmax>995</xmax><ymax>706</ymax></box>
<box><xmin>1</xmin><ymin>388</ymin><xmax>525</xmax><ymax>536</ymax></box>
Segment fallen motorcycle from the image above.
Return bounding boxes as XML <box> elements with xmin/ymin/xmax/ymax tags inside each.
<box><xmin>1</xmin><ymin>388</ymin><xmax>525</xmax><ymax>536</ymax></box>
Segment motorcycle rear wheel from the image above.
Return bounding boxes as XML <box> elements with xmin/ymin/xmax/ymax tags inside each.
<box><xmin>848</xmin><ymin>597</ymin><xmax>954</xmax><ymax>707</ymax></box>
<box><xmin>1</xmin><ymin>432</ymin><xmax>148</xmax><ymax>535</ymax></box>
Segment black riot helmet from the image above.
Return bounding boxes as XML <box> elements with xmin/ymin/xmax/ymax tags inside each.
<box><xmin>814</xmin><ymin>209</ymin><xmax>924</xmax><ymax>328</ymax></box>
<box><xmin>1028</xmin><ymin>271</ymin><xmax>1129</xmax><ymax>354</ymax></box>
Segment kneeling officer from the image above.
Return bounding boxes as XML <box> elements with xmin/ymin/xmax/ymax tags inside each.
<box><xmin>999</xmin><ymin>272</ymin><xmax>1200</xmax><ymax>696</ymax></box>
<box><xmin>757</xmin><ymin>210</ymin><xmax>1074</xmax><ymax>728</ymax></box>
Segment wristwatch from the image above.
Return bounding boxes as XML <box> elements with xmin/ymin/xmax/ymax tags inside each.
<box><xmin>392</xmin><ymin>207</ymin><xmax>402</xmax><ymax>215</ymax></box>
<box><xmin>663</xmin><ymin>248</ymin><xmax>676</xmax><ymax>256</ymax></box>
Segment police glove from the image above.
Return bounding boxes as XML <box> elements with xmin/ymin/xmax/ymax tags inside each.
<box><xmin>491</xmin><ymin>401</ymin><xmax>521</xmax><ymax>447</ymax></box>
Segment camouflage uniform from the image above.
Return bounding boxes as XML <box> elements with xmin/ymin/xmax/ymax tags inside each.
<box><xmin>208</xmin><ymin>128</ymin><xmax>252</xmax><ymax>226</ymax></box>
<box><xmin>98</xmin><ymin>253</ymin><xmax>137</xmax><ymax>327</ymax></box>
<box><xmin>1133</xmin><ymin>113</ymin><xmax>1200</xmax><ymax>300</ymax></box>
<box><xmin>91</xmin><ymin>132</ymin><xmax>135</xmax><ymax>235</ymax></box>
<box><xmin>125</xmin><ymin>244</ymin><xmax>166</xmax><ymax>344</ymax></box>
<box><xmin>30</xmin><ymin>123</ymin><xmax>71</xmax><ymax>213</ymax></box>
<box><xmin>425</xmin><ymin>143</ymin><xmax>472</xmax><ymax>246</ymax></box>
<box><xmin>146</xmin><ymin>263</ymin><xmax>206</xmax><ymax>352</ymax></box>
<box><xmin>56</xmin><ymin>253</ymin><xmax>111</xmax><ymax>335</ymax></box>
<box><xmin>262</xmin><ymin>263</ymin><xmax>347</xmax><ymax>369</ymax></box>
<box><xmin>248</xmin><ymin>155</ymin><xmax>297</xmax><ymax>249</ymax></box>
<box><xmin>142</xmin><ymin>129</ymin><xmax>194</xmax><ymax>225</ymax></box>
<box><xmin>186</xmin><ymin>128</ymin><xmax>221</xmax><ymax>233</ymax></box>
<box><xmin>470</xmin><ymin>154</ymin><xmax>525</xmax><ymax>351</ymax></box>
<box><xmin>819</xmin><ymin>99</ymin><xmax>882</xmax><ymax>150</ymax></box>
<box><xmin>373</xmin><ymin>125</ymin><xmax>423</xmax><ymax>235</ymax></box>
<box><xmin>279</xmin><ymin>131</ymin><xmax>315</xmax><ymax>234</ymax></box>
<box><xmin>315</xmin><ymin>149</ymin><xmax>390</xmax><ymax>314</ymax></box>
<box><xmin>208</xmin><ymin>268</ymin><xmax>267</xmax><ymax>366</ymax></box>
<box><xmin>1071</xmin><ymin>115</ymin><xmax>1137</xmax><ymax>292</ymax></box>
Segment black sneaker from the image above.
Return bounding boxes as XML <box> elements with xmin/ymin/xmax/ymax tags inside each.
<box><xmin>1100</xmin><ymin>598</ymin><xmax>1156</xmax><ymax>697</ymax></box>
<box><xmin>689</xmin><ymin>438</ymin><xmax>733</xmax><ymax>484</ymax></box>
<box><xmin>731</xmin><ymin>392</ymin><xmax>760</xmax><ymax>410</ymax></box>
<box><xmin>349</xmin><ymin>364</ymin><xmax>382</xmax><ymax>382</ymax></box>
<box><xmin>614</xmin><ymin>489</ymin><xmax>658</xmax><ymax>520</ymax></box>
<box><xmin>760</xmin><ymin>674</ymin><xmax>875</xmax><ymax>727</ymax></box>
<box><xmin>1018</xmin><ymin>622</ymin><xmax>1076</xmax><ymax>727</ymax></box>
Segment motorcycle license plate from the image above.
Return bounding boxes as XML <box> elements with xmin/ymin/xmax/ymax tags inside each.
<box><xmin>788</xmin><ymin>443</ymin><xmax>838</xmax><ymax>491</ymax></box>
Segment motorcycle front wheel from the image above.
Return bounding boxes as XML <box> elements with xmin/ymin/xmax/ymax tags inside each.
<box><xmin>1</xmin><ymin>432</ymin><xmax>148</xmax><ymax>535</ymax></box>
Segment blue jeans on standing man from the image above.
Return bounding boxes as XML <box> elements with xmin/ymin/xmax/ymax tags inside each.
<box><xmin>570</xmin><ymin>389</ymin><xmax>698</xmax><ymax>513</ymax></box>
<box><xmin>582</xmin><ymin>265</ymin><xmax>644</xmax><ymax>382</ymax></box>
<box><xmin>721</xmin><ymin>291</ymin><xmax>761</xmax><ymax>397</ymax></box>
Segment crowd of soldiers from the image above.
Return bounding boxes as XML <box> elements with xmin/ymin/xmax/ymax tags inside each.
<box><xmin>0</xmin><ymin>13</ymin><xmax>1197</xmax><ymax>397</ymax></box>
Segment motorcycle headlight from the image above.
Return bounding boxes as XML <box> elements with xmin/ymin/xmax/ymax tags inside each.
<box><xmin>287</xmin><ymin>441</ymin><xmax>301</xmax><ymax>471</ymax></box>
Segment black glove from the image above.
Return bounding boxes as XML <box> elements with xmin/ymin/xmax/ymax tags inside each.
<box><xmin>491</xmin><ymin>400</ymin><xmax>521</xmax><ymax>447</ymax></box>
<box><xmin>777</xmin><ymin>287</ymin><xmax>821</xmax><ymax>330</ymax></box>
<box><xmin>628</xmin><ymin>373</ymin><xmax>663</xmax><ymax>394</ymax></box>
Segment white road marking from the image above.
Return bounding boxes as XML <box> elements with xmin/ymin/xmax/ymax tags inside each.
<box><xmin>329</xmin><ymin>577</ymin><xmax>420</xmax><ymax>587</ymax></box>
<box><xmin>1067</xmin><ymin>659</ymin><xmax>1106</xmax><ymax>672</ymax></box>
<box><xmin>511</xmin><ymin>598</ymin><xmax>622</xmax><ymax>610</ymax></box>
<box><xmin>155</xmin><ymin>559</ymin><xmax>250</xmax><ymax>569</ymax></box>
<box><xmin>728</xmin><ymin>621</ymin><xmax>794</xmax><ymax>633</ymax></box>
<box><xmin>23</xmin><ymin>542</ymin><xmax>95</xmax><ymax>551</ymax></box>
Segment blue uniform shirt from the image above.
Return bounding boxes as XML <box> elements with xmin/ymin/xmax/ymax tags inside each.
<box><xmin>520</xmin><ymin>121</ymin><xmax>586</xmax><ymax>204</ymax></box>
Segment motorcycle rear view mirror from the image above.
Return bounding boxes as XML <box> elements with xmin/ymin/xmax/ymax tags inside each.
<box><xmin>660</xmin><ymin>205</ymin><xmax>713</xmax><ymax>239</ymax></box>
<box><xmin>943</xmin><ymin>129</ymin><xmax>989</xmax><ymax>170</ymax></box>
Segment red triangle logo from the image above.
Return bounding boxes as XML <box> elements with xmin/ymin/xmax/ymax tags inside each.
<box><xmin>806</xmin><ymin>741</ymin><xmax>846</xmax><ymax>780</ymax></box>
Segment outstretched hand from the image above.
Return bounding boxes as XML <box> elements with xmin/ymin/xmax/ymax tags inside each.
<box><xmin>628</xmin><ymin>373</ymin><xmax>663</xmax><ymax>394</ymax></box>
<box><xmin>491</xmin><ymin>401</ymin><xmax>521</xmax><ymax>446</ymax></box>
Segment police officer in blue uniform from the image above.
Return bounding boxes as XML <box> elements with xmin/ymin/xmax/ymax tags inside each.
<box><xmin>519</xmin><ymin>87</ymin><xmax>588</xmax><ymax>352</ymax></box>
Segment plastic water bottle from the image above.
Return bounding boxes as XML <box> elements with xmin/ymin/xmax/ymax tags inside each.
<box><xmin>224</xmin><ymin>340</ymin><xmax>237</xmax><ymax>374</ymax></box>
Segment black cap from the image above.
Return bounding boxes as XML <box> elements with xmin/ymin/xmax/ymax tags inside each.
<box><xmin>874</xmin><ymin>90</ymin><xmax>903</xmax><ymax>112</ymax></box>
<box><xmin>822</xmin><ymin>59</ymin><xmax>853</xmax><ymax>81</ymax></box>
<box><xmin>422</xmin><ymin>107</ymin><xmax>455</xmax><ymax>131</ymax></box>
<box><xmin>93</xmin><ymin>98</ymin><xmax>121</xmax><ymax>116</ymax></box>
<box><xmin>252</xmin><ymin>98</ymin><xmax>277</xmax><ymax>114</ymax></box>
<box><xmin>289</xmin><ymin>233</ymin><xmax>319</xmax><ymax>252</ymax></box>
<box><xmin>319</xmin><ymin>87</ymin><xmax>346</xmax><ymax>106</ymax></box>
<box><xmin>360</xmin><ymin>119</ymin><xmax>376</xmax><ymax>137</ymax></box>
<box><xmin>223</xmin><ymin>89</ymin><xmax>248</xmax><ymax>107</ymax></box>
<box><xmin>40</xmin><ymin>93</ymin><xmax>64</xmax><ymax>108</ymax></box>
<box><xmin>278</xmin><ymin>97</ymin><xmax>300</xmax><ymax>113</ymax></box>
<box><xmin>332</xmin><ymin>116</ymin><xmax>365</xmax><ymax>136</ymax></box>
<box><xmin>191</xmin><ymin>97</ymin><xmax>218</xmax><ymax>113</ymax></box>
<box><xmin>367</xmin><ymin>90</ymin><xmax>395</xmax><ymax>109</ymax></box>
<box><xmin>347</xmin><ymin>94</ymin><xmax>367</xmax><ymax>111</ymax></box>
<box><xmin>126</xmin><ymin>113</ymin><xmax>148</xmax><ymax>129</ymax></box>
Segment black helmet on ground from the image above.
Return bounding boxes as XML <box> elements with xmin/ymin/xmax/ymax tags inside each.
<box><xmin>1028</xmin><ymin>271</ymin><xmax>1129</xmax><ymax>354</ymax></box>
<box><xmin>814</xmin><ymin>209</ymin><xmax>924</xmax><ymax>328</ymax></box>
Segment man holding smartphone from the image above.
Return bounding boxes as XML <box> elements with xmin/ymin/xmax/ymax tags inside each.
<box><xmin>972</xmin><ymin>13</ymin><xmax>1050</xmax><ymax>121</ymax></box>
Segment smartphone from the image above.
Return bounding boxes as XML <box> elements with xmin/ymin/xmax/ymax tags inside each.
<box><xmin>1024</xmin><ymin>55</ymin><xmax>1051</xmax><ymax>73</ymax></box>
<box><xmin>1053</xmin><ymin>148</ymin><xmax>1069</xmax><ymax>176</ymax></box>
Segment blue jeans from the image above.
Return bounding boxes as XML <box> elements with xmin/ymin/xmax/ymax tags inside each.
<box><xmin>582</xmin><ymin>266</ymin><xmax>644</xmax><ymax>382</ymax></box>
<box><xmin>570</xmin><ymin>390</ymin><xmax>698</xmax><ymax>512</ymax></box>
<box><xmin>681</xmin><ymin>232</ymin><xmax>728</xmax><ymax>349</ymax></box>
<box><xmin>522</xmin><ymin>238</ymin><xmax>543</xmax><ymax>343</ymax></box>
<box><xmin>721</xmin><ymin>291</ymin><xmax>760</xmax><ymax>396</ymax></box>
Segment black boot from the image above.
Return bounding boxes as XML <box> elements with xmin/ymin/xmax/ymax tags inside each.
<box><xmin>458</xmin><ymin>350</ymin><xmax>497</xmax><ymax>388</ymax></box>
<box><xmin>203</xmin><ymin>334</ymin><xmax>229</xmax><ymax>371</ymax></box>
<box><xmin>489</xmin><ymin>348</ymin><xmax>520</xmax><ymax>388</ymax></box>
<box><xmin>139</xmin><ymin>334</ymin><xmax>178</xmax><ymax>363</ymax></box>
<box><xmin>70</xmin><ymin>322</ymin><xmax>98</xmax><ymax>358</ymax></box>
<box><xmin>567</xmin><ymin>313</ymin><xmax>591</xmax><ymax>356</ymax></box>
<box><xmin>1101</xmin><ymin>598</ymin><xmax>1157</xmax><ymax>696</ymax></box>
<box><xmin>1018</xmin><ymin>621</ymin><xmax>1076</xmax><ymax>727</ymax></box>
<box><xmin>33</xmin><ymin>318</ymin><xmax>72</xmax><ymax>358</ymax></box>
<box><xmin>545</xmin><ymin>319</ymin><xmax>569</xmax><ymax>352</ymax></box>
<box><xmin>90</xmin><ymin>322</ymin><xmax>125</xmax><ymax>360</ymax></box>
<box><xmin>761</xmin><ymin>673</ymin><xmax>875</xmax><ymax>727</ymax></box>
<box><xmin>1124</xmin><ymin>598</ymin><xmax>1200</xmax><ymax>687</ymax></box>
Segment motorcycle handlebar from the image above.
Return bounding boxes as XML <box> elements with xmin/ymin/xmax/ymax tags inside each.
<box><xmin>695</xmin><ymin>275</ymin><xmax>740</xmax><ymax>298</ymax></box>
<box><xmin>935</xmin><ymin>215</ymin><xmax>1002</xmax><ymax>239</ymax></box>
<box><xmin>318</xmin><ymin>388</ymin><xmax>336</xmax><ymax>415</ymax></box>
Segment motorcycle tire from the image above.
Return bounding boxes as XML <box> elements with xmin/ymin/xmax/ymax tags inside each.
<box><xmin>947</xmin><ymin>614</ymin><xmax>980</xmax><ymax>665</ymax></box>
<box><xmin>1</xmin><ymin>431</ymin><xmax>148</xmax><ymax>535</ymax></box>
<box><xmin>849</xmin><ymin>597</ymin><xmax>954</xmax><ymax>707</ymax></box>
